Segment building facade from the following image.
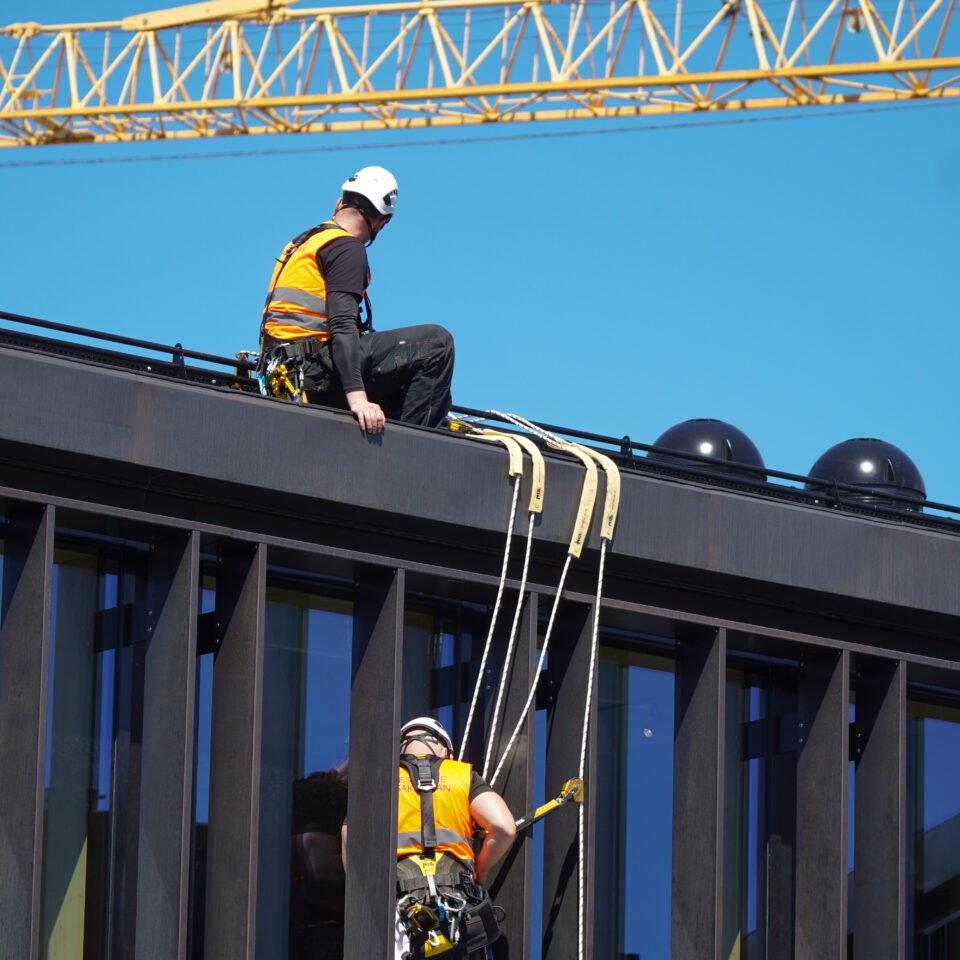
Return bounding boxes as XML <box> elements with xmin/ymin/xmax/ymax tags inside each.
<box><xmin>1</xmin><ymin>345</ymin><xmax>959</xmax><ymax>960</ymax></box>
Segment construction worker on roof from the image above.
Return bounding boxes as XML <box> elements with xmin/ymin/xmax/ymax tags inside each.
<box><xmin>342</xmin><ymin>716</ymin><xmax>515</xmax><ymax>958</ymax></box>
<box><xmin>260</xmin><ymin>166</ymin><xmax>455</xmax><ymax>434</ymax></box>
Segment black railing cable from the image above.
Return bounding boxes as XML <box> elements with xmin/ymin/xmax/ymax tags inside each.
<box><xmin>2</xmin><ymin>310</ymin><xmax>958</xmax><ymax>519</ymax></box>
<box><xmin>0</xmin><ymin>309</ymin><xmax>255</xmax><ymax>370</ymax></box>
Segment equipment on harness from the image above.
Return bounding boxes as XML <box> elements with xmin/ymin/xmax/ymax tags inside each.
<box><xmin>250</xmin><ymin>337</ymin><xmax>337</xmax><ymax>403</ymax></box>
<box><xmin>396</xmin><ymin>750</ymin><xmax>503</xmax><ymax>958</ymax></box>
<box><xmin>397</xmin><ymin>855</ymin><xmax>503</xmax><ymax>959</ymax></box>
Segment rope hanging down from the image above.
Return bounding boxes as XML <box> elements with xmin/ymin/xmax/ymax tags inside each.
<box><xmin>483</xmin><ymin>412</ymin><xmax>621</xmax><ymax>960</ymax></box>
<box><xmin>454</xmin><ymin>429</ymin><xmax>526</xmax><ymax>762</ymax></box>
<box><xmin>477</xmin><ymin>432</ymin><xmax>545</xmax><ymax>782</ymax></box>
<box><xmin>488</xmin><ymin>421</ymin><xmax>600</xmax><ymax>790</ymax></box>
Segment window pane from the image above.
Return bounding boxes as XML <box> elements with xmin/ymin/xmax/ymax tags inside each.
<box><xmin>255</xmin><ymin>587</ymin><xmax>352</xmax><ymax>960</ymax></box>
<box><xmin>908</xmin><ymin>700</ymin><xmax>960</xmax><ymax>958</ymax></box>
<box><xmin>595</xmin><ymin>647</ymin><xmax>674</xmax><ymax>960</ymax></box>
<box><xmin>40</xmin><ymin>549</ymin><xmax>119</xmax><ymax>960</ymax></box>
<box><xmin>402</xmin><ymin>603</ymin><xmax>484</xmax><ymax>753</ymax></box>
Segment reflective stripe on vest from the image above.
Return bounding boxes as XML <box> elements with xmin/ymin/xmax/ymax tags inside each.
<box><xmin>397</xmin><ymin>758</ymin><xmax>475</xmax><ymax>867</ymax></box>
<box><xmin>396</xmin><ymin>828</ymin><xmax>473</xmax><ymax>849</ymax></box>
<box><xmin>270</xmin><ymin>286</ymin><xmax>328</xmax><ymax>315</ymax></box>
<box><xmin>261</xmin><ymin>222</ymin><xmax>370</xmax><ymax>341</ymax></box>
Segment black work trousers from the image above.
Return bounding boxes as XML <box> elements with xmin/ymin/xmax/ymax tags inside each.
<box><xmin>301</xmin><ymin>324</ymin><xmax>454</xmax><ymax>429</ymax></box>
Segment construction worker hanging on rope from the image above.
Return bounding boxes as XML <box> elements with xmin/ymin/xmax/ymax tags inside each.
<box><xmin>341</xmin><ymin>717</ymin><xmax>515</xmax><ymax>958</ymax></box>
<box><xmin>256</xmin><ymin>166</ymin><xmax>455</xmax><ymax>433</ymax></box>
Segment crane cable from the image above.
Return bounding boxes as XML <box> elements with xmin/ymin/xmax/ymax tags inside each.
<box><xmin>484</xmin><ymin>412</ymin><xmax>621</xmax><ymax>960</ymax></box>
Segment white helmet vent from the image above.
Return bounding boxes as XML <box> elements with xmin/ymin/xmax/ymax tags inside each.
<box><xmin>342</xmin><ymin>165</ymin><xmax>399</xmax><ymax>217</ymax></box>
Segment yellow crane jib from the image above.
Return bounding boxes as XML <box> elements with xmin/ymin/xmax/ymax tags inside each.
<box><xmin>121</xmin><ymin>0</ymin><xmax>296</xmax><ymax>31</ymax></box>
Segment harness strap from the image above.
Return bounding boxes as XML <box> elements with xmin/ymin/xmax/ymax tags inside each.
<box><xmin>398</xmin><ymin>875</ymin><xmax>471</xmax><ymax>894</ymax></box>
<box><xmin>360</xmin><ymin>290</ymin><xmax>374</xmax><ymax>333</ymax></box>
<box><xmin>400</xmin><ymin>755</ymin><xmax>443</xmax><ymax>857</ymax></box>
<box><xmin>270</xmin><ymin>338</ymin><xmax>325</xmax><ymax>363</ymax></box>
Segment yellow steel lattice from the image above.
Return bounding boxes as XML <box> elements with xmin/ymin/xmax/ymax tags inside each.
<box><xmin>1</xmin><ymin>0</ymin><xmax>958</xmax><ymax>146</ymax></box>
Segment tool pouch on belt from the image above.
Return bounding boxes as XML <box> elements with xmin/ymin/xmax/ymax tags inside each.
<box><xmin>456</xmin><ymin>891</ymin><xmax>503</xmax><ymax>954</ymax></box>
<box><xmin>270</xmin><ymin>338</ymin><xmax>334</xmax><ymax>394</ymax></box>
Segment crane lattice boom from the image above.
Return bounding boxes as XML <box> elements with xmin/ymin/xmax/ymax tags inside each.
<box><xmin>1</xmin><ymin>0</ymin><xmax>958</xmax><ymax>147</ymax></box>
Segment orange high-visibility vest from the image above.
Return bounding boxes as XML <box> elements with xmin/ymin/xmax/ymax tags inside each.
<box><xmin>261</xmin><ymin>221</ymin><xmax>370</xmax><ymax>344</ymax></box>
<box><xmin>397</xmin><ymin>757</ymin><xmax>475</xmax><ymax>869</ymax></box>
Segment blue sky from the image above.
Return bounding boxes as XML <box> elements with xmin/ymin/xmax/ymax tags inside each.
<box><xmin>3</xmin><ymin>1</ymin><xmax>960</xmax><ymax>507</ymax></box>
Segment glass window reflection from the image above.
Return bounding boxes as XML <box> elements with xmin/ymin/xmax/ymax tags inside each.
<box><xmin>595</xmin><ymin>647</ymin><xmax>674</xmax><ymax>960</ymax></box>
<box><xmin>40</xmin><ymin>549</ymin><xmax>132</xmax><ymax>960</ymax></box>
<box><xmin>256</xmin><ymin>587</ymin><xmax>352</xmax><ymax>960</ymax></box>
<box><xmin>908</xmin><ymin>700</ymin><xmax>960</xmax><ymax>959</ymax></box>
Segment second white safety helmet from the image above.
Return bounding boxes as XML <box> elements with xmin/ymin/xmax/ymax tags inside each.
<box><xmin>400</xmin><ymin>716</ymin><xmax>453</xmax><ymax>754</ymax></box>
<box><xmin>341</xmin><ymin>165</ymin><xmax>399</xmax><ymax>218</ymax></box>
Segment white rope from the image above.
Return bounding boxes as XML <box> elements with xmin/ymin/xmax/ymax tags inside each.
<box><xmin>578</xmin><ymin>538</ymin><xmax>607</xmax><ymax>960</ymax></box>
<box><xmin>487</xmin><ymin>409</ymin><xmax>561</xmax><ymax>447</ymax></box>
<box><xmin>489</xmin><ymin>553</ymin><xmax>572</xmax><ymax>789</ymax></box>
<box><xmin>486</xmin><ymin>411</ymin><xmax>622</xmax><ymax>960</ymax></box>
<box><xmin>482</xmin><ymin>510</ymin><xmax>536</xmax><ymax>781</ymax></box>
<box><xmin>458</xmin><ymin>473</ymin><xmax>522</xmax><ymax>761</ymax></box>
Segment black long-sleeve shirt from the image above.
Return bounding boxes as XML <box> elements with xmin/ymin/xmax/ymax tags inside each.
<box><xmin>317</xmin><ymin>236</ymin><xmax>369</xmax><ymax>394</ymax></box>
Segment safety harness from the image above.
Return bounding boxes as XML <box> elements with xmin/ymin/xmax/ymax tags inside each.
<box><xmin>254</xmin><ymin>222</ymin><xmax>374</xmax><ymax>403</ymax></box>
<box><xmin>396</xmin><ymin>756</ymin><xmax>503</xmax><ymax>959</ymax></box>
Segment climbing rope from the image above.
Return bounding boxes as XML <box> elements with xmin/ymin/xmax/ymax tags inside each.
<box><xmin>573</xmin><ymin>447</ymin><xmax>619</xmax><ymax>960</ymax></box>
<box><xmin>485</xmin><ymin>412</ymin><xmax>621</xmax><ymax>960</ymax></box>
<box><xmin>455</xmin><ymin>431</ymin><xmax>525</xmax><ymax>762</ymax></box>
<box><xmin>479</xmin><ymin>433</ymin><xmax>545</xmax><ymax>781</ymax></box>
<box><xmin>488</xmin><ymin>420</ymin><xmax>599</xmax><ymax>789</ymax></box>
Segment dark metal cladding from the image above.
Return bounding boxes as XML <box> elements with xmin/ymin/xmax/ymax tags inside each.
<box><xmin>487</xmin><ymin>592</ymin><xmax>538</xmax><ymax>960</ymax></box>
<box><xmin>343</xmin><ymin>567</ymin><xmax>405</xmax><ymax>960</ymax></box>
<box><xmin>1</xmin><ymin>350</ymin><xmax>960</xmax><ymax>630</ymax></box>
<box><xmin>766</xmin><ymin>671</ymin><xmax>798</xmax><ymax>960</ymax></box>
<box><xmin>0</xmin><ymin>504</ymin><xmax>54</xmax><ymax>960</ymax></box>
<box><xmin>671</xmin><ymin>625</ymin><xmax>726</xmax><ymax>960</ymax></box>
<box><xmin>135</xmin><ymin>533</ymin><xmax>200</xmax><ymax>960</ymax></box>
<box><xmin>854</xmin><ymin>659</ymin><xmax>907</xmax><ymax>960</ymax></box>
<box><xmin>204</xmin><ymin>542</ymin><xmax>267</xmax><ymax>959</ymax></box>
<box><xmin>795</xmin><ymin>650</ymin><xmax>850</xmax><ymax>960</ymax></box>
<box><xmin>0</xmin><ymin>338</ymin><xmax>959</xmax><ymax>960</ymax></box>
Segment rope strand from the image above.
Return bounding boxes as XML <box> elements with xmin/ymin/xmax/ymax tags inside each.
<box><xmin>483</xmin><ymin>510</ymin><xmax>537</xmax><ymax>780</ymax></box>
<box><xmin>458</xmin><ymin>473</ymin><xmax>521</xmax><ymax>761</ymax></box>
<box><xmin>489</xmin><ymin>553</ymin><xmax>572</xmax><ymax>789</ymax></box>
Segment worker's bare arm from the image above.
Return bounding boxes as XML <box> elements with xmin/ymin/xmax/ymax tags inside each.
<box><xmin>340</xmin><ymin>822</ymin><xmax>348</xmax><ymax>870</ymax></box>
<box><xmin>345</xmin><ymin>389</ymin><xmax>385</xmax><ymax>434</ymax></box>
<box><xmin>470</xmin><ymin>791</ymin><xmax>516</xmax><ymax>887</ymax></box>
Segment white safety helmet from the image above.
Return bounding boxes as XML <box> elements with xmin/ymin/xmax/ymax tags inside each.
<box><xmin>341</xmin><ymin>165</ymin><xmax>399</xmax><ymax>219</ymax></box>
<box><xmin>400</xmin><ymin>716</ymin><xmax>453</xmax><ymax>754</ymax></box>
